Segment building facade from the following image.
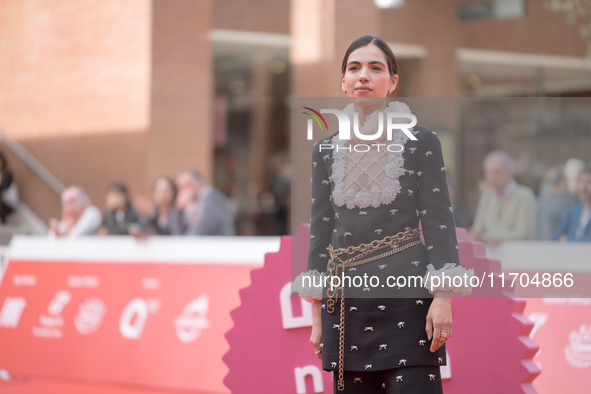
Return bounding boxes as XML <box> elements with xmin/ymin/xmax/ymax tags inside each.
<box><xmin>0</xmin><ymin>0</ymin><xmax>589</xmax><ymax>234</ymax></box>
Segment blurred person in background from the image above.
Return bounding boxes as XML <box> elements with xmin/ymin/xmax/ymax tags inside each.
<box><xmin>0</xmin><ymin>151</ymin><xmax>17</xmax><ymax>223</ymax></box>
<box><xmin>176</xmin><ymin>170</ymin><xmax>234</xmax><ymax>235</ymax></box>
<box><xmin>553</xmin><ymin>164</ymin><xmax>591</xmax><ymax>242</ymax></box>
<box><xmin>49</xmin><ymin>186</ymin><xmax>101</xmax><ymax>237</ymax></box>
<box><xmin>134</xmin><ymin>176</ymin><xmax>182</xmax><ymax>235</ymax></box>
<box><xmin>469</xmin><ymin>151</ymin><xmax>536</xmax><ymax>245</ymax></box>
<box><xmin>536</xmin><ymin>166</ymin><xmax>571</xmax><ymax>240</ymax></box>
<box><xmin>564</xmin><ymin>158</ymin><xmax>584</xmax><ymax>202</ymax></box>
<box><xmin>99</xmin><ymin>182</ymin><xmax>142</xmax><ymax>236</ymax></box>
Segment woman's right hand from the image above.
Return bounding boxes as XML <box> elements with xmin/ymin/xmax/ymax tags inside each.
<box><xmin>310</xmin><ymin>299</ymin><xmax>322</xmax><ymax>359</ymax></box>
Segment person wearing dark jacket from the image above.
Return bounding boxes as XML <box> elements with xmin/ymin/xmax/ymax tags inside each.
<box><xmin>0</xmin><ymin>151</ymin><xmax>16</xmax><ymax>223</ymax></box>
<box><xmin>99</xmin><ymin>182</ymin><xmax>141</xmax><ymax>236</ymax></box>
<box><xmin>553</xmin><ymin>165</ymin><xmax>591</xmax><ymax>242</ymax></box>
<box><xmin>175</xmin><ymin>170</ymin><xmax>234</xmax><ymax>236</ymax></box>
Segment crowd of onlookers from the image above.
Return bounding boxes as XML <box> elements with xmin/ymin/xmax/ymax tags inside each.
<box><xmin>0</xmin><ymin>149</ymin><xmax>589</xmax><ymax>242</ymax></box>
<box><xmin>468</xmin><ymin>152</ymin><xmax>591</xmax><ymax>245</ymax></box>
<box><xmin>48</xmin><ymin>170</ymin><xmax>235</xmax><ymax>238</ymax></box>
<box><xmin>46</xmin><ymin>150</ymin><xmax>589</xmax><ymax>243</ymax></box>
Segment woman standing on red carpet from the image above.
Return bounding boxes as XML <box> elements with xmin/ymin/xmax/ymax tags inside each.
<box><xmin>294</xmin><ymin>35</ymin><xmax>472</xmax><ymax>393</ymax></box>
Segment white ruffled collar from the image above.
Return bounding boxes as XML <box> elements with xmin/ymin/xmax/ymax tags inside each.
<box><xmin>330</xmin><ymin>101</ymin><xmax>411</xmax><ymax>209</ymax></box>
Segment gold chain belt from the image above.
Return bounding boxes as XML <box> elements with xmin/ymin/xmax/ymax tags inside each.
<box><xmin>325</xmin><ymin>227</ymin><xmax>422</xmax><ymax>392</ymax></box>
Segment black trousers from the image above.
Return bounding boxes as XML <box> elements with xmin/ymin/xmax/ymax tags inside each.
<box><xmin>333</xmin><ymin>365</ymin><xmax>443</xmax><ymax>394</ymax></box>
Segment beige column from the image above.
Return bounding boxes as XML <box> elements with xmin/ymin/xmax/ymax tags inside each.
<box><xmin>402</xmin><ymin>1</ymin><xmax>460</xmax><ymax>97</ymax></box>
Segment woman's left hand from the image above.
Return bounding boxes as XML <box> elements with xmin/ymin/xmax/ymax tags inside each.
<box><xmin>425</xmin><ymin>296</ymin><xmax>452</xmax><ymax>352</ymax></box>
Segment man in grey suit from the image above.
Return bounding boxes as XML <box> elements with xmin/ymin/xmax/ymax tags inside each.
<box><xmin>176</xmin><ymin>170</ymin><xmax>235</xmax><ymax>236</ymax></box>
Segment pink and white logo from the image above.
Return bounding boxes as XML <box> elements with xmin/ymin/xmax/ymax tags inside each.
<box><xmin>75</xmin><ymin>298</ymin><xmax>106</xmax><ymax>335</ymax></box>
<box><xmin>47</xmin><ymin>290</ymin><xmax>71</xmax><ymax>316</ymax></box>
<box><xmin>0</xmin><ymin>297</ymin><xmax>27</xmax><ymax>328</ymax></box>
<box><xmin>119</xmin><ymin>298</ymin><xmax>160</xmax><ymax>340</ymax></box>
<box><xmin>174</xmin><ymin>295</ymin><xmax>210</xmax><ymax>343</ymax></box>
<box><xmin>565</xmin><ymin>324</ymin><xmax>591</xmax><ymax>368</ymax></box>
<box><xmin>32</xmin><ymin>290</ymin><xmax>71</xmax><ymax>338</ymax></box>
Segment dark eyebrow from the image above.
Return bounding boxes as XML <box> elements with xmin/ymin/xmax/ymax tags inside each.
<box><xmin>347</xmin><ymin>60</ymin><xmax>386</xmax><ymax>67</ymax></box>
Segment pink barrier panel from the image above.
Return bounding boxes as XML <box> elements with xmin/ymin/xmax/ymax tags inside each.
<box><xmin>0</xmin><ymin>237</ymin><xmax>276</xmax><ymax>393</ymax></box>
<box><xmin>5</xmin><ymin>232</ymin><xmax>574</xmax><ymax>393</ymax></box>
<box><xmin>525</xmin><ymin>298</ymin><xmax>591</xmax><ymax>394</ymax></box>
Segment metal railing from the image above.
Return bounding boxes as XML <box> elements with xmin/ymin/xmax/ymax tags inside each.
<box><xmin>0</xmin><ymin>127</ymin><xmax>65</xmax><ymax>195</ymax></box>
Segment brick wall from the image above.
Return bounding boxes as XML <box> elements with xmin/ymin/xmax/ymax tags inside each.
<box><xmin>0</xmin><ymin>0</ymin><xmax>213</xmax><ymax>223</ymax></box>
<box><xmin>0</xmin><ymin>0</ymin><xmax>151</xmax><ymax>221</ymax></box>
<box><xmin>149</xmin><ymin>0</ymin><xmax>212</xmax><ymax>188</ymax></box>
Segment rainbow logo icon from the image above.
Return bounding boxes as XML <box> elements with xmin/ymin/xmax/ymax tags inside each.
<box><xmin>302</xmin><ymin>107</ymin><xmax>328</xmax><ymax>139</ymax></box>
